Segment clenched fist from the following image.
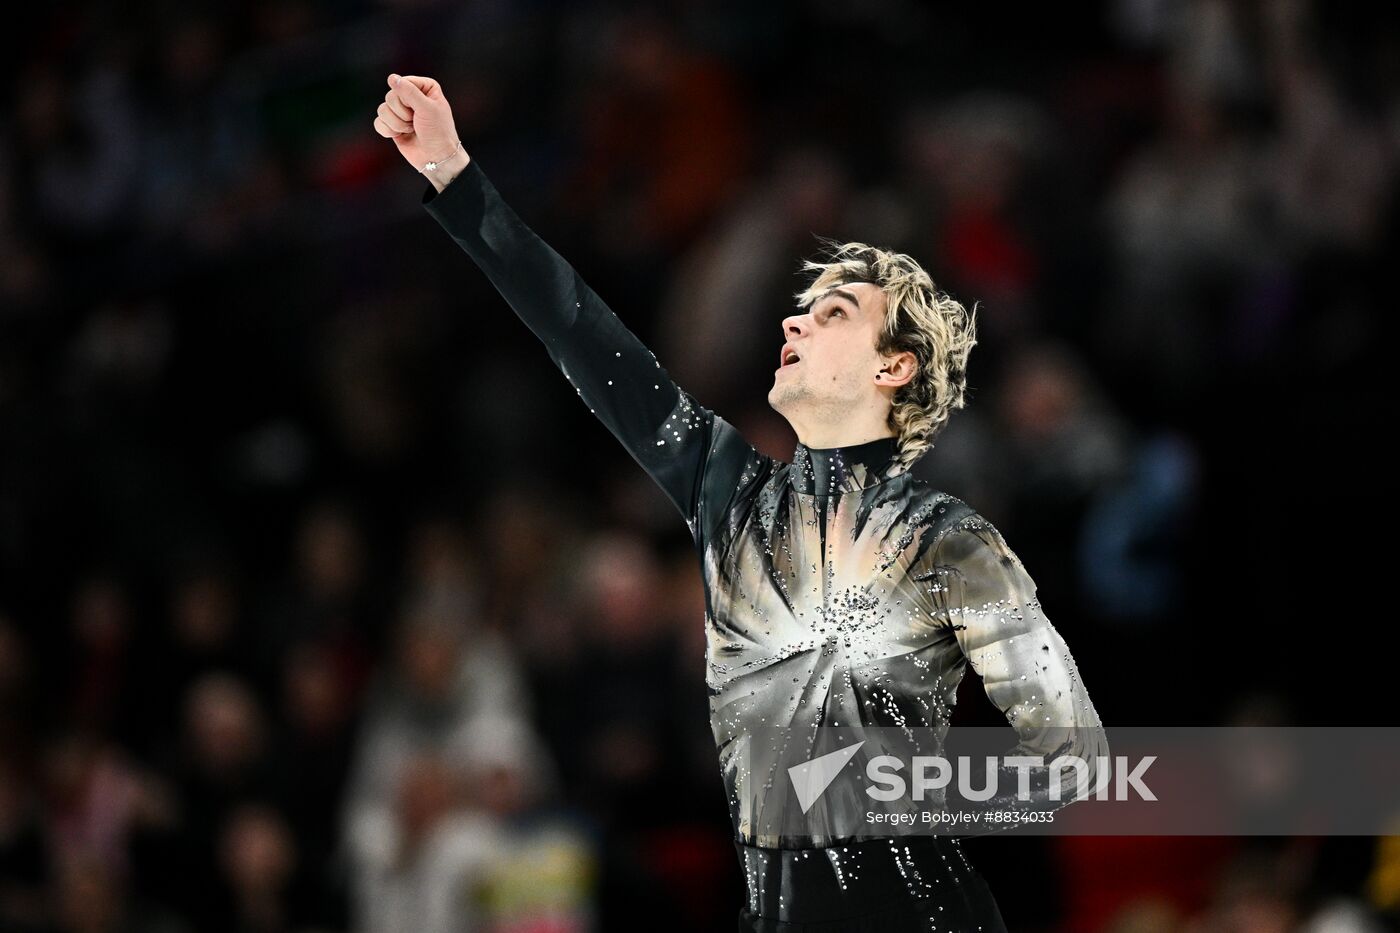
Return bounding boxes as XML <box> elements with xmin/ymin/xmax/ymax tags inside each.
<box><xmin>374</xmin><ymin>73</ymin><xmax>471</xmax><ymax>191</ymax></box>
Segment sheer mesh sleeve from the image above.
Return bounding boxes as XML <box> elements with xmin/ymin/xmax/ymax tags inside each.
<box><xmin>929</xmin><ymin>514</ymin><xmax>1109</xmax><ymax>832</ymax></box>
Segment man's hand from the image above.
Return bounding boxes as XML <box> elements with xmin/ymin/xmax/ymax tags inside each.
<box><xmin>374</xmin><ymin>73</ymin><xmax>471</xmax><ymax>192</ymax></box>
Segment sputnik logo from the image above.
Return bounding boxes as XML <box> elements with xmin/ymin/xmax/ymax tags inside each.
<box><xmin>788</xmin><ymin>740</ymin><xmax>865</xmax><ymax>813</ymax></box>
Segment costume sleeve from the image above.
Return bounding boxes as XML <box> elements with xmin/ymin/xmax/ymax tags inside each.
<box><xmin>421</xmin><ymin>159</ymin><xmax>762</xmax><ymax>537</ymax></box>
<box><xmin>929</xmin><ymin>513</ymin><xmax>1109</xmax><ymax>834</ymax></box>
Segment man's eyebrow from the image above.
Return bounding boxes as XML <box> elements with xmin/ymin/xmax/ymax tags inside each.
<box><xmin>816</xmin><ymin>288</ymin><xmax>862</xmax><ymax>314</ymax></box>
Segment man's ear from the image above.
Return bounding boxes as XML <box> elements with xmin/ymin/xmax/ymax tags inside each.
<box><xmin>875</xmin><ymin>350</ymin><xmax>917</xmax><ymax>389</ymax></box>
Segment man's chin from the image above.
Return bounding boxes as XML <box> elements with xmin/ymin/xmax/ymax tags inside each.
<box><xmin>767</xmin><ymin>384</ymin><xmax>801</xmax><ymax>413</ymax></box>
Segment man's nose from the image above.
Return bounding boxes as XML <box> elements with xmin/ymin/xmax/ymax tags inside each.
<box><xmin>782</xmin><ymin>314</ymin><xmax>809</xmax><ymax>338</ymax></box>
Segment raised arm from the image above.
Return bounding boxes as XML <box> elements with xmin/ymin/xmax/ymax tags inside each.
<box><xmin>374</xmin><ymin>73</ymin><xmax>765</xmax><ymax>534</ymax></box>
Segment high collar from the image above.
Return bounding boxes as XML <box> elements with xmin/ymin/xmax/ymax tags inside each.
<box><xmin>790</xmin><ymin>434</ymin><xmax>905</xmax><ymax>496</ymax></box>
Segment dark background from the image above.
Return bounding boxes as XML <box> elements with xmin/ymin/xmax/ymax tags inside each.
<box><xmin>0</xmin><ymin>0</ymin><xmax>1395</xmax><ymax>931</ymax></box>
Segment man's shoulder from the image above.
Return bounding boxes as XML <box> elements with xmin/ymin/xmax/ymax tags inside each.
<box><xmin>896</xmin><ymin>481</ymin><xmax>1010</xmax><ymax>558</ymax></box>
<box><xmin>899</xmin><ymin>479</ymin><xmax>979</xmax><ymax>533</ymax></box>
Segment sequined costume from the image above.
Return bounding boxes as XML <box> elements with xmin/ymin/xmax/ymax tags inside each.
<box><xmin>423</xmin><ymin>159</ymin><xmax>1107</xmax><ymax>932</ymax></box>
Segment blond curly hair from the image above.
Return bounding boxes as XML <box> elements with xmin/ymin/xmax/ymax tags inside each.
<box><xmin>792</xmin><ymin>238</ymin><xmax>977</xmax><ymax>473</ymax></box>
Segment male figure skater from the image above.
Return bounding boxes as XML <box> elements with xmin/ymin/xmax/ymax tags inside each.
<box><xmin>375</xmin><ymin>73</ymin><xmax>1106</xmax><ymax>932</ymax></box>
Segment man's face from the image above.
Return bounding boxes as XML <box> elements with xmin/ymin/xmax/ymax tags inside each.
<box><xmin>768</xmin><ymin>282</ymin><xmax>892</xmax><ymax>421</ymax></box>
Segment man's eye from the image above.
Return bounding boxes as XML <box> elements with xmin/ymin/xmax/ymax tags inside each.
<box><xmin>830</xmin><ymin>308</ymin><xmax>844</xmax><ymax>318</ymax></box>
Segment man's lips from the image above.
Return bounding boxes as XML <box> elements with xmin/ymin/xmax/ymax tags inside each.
<box><xmin>778</xmin><ymin>345</ymin><xmax>802</xmax><ymax>370</ymax></box>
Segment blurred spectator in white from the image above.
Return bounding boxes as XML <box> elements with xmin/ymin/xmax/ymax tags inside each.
<box><xmin>346</xmin><ymin>751</ymin><xmax>499</xmax><ymax>933</ymax></box>
<box><xmin>449</xmin><ymin>715</ymin><xmax>594</xmax><ymax>933</ymax></box>
<box><xmin>348</xmin><ymin>711</ymin><xmax>590</xmax><ymax>933</ymax></box>
<box><xmin>341</xmin><ymin>600</ymin><xmax>529</xmax><ymax>847</ymax></box>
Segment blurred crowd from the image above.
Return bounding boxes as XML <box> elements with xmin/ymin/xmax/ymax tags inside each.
<box><xmin>0</xmin><ymin>0</ymin><xmax>1396</xmax><ymax>931</ymax></box>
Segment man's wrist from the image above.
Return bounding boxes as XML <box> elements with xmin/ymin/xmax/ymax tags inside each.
<box><xmin>426</xmin><ymin>147</ymin><xmax>471</xmax><ymax>193</ymax></box>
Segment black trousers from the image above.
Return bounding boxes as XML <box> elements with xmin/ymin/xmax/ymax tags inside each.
<box><xmin>734</xmin><ymin>836</ymin><xmax>1009</xmax><ymax>933</ymax></box>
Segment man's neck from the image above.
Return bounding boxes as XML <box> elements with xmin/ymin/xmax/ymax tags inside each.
<box><xmin>789</xmin><ymin>412</ymin><xmax>897</xmax><ymax>450</ymax></box>
<box><xmin>783</xmin><ymin>397</ymin><xmax>897</xmax><ymax>449</ymax></box>
<box><xmin>795</xmin><ymin>427</ymin><xmax>898</xmax><ymax>449</ymax></box>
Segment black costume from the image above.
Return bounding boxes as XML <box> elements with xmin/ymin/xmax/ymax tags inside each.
<box><xmin>423</xmin><ymin>159</ymin><xmax>1106</xmax><ymax>932</ymax></box>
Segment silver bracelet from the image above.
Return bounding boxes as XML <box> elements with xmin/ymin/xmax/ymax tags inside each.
<box><xmin>420</xmin><ymin>139</ymin><xmax>462</xmax><ymax>173</ymax></box>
